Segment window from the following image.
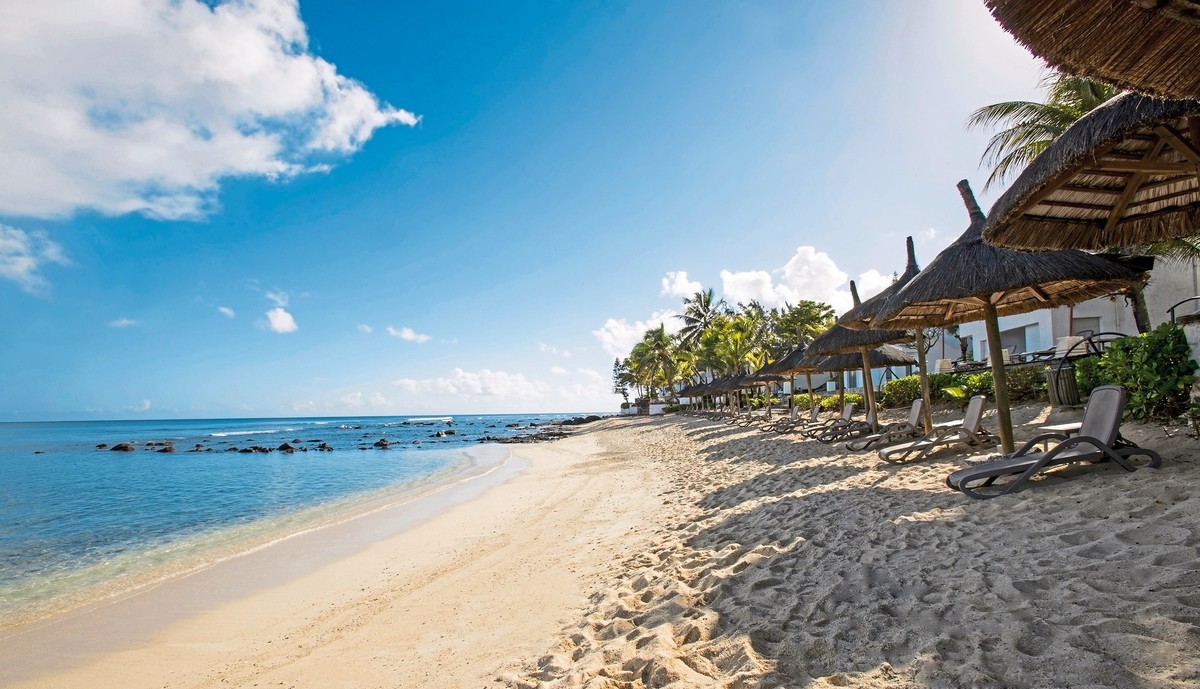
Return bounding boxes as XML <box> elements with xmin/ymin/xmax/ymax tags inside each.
<box><xmin>1072</xmin><ymin>317</ymin><xmax>1101</xmax><ymax>338</ymax></box>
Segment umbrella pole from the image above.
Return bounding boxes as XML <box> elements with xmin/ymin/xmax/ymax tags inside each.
<box><xmin>838</xmin><ymin>371</ymin><xmax>845</xmax><ymax>410</ymax></box>
<box><xmin>859</xmin><ymin>346</ymin><xmax>879</xmax><ymax>431</ymax></box>
<box><xmin>982</xmin><ymin>301</ymin><xmax>1015</xmax><ymax>453</ymax></box>
<box><xmin>913</xmin><ymin>328</ymin><xmax>934</xmax><ymax>432</ymax></box>
<box><xmin>805</xmin><ymin>370</ymin><xmax>815</xmax><ymax>414</ymax></box>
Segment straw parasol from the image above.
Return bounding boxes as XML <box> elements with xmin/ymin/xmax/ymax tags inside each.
<box><xmin>762</xmin><ymin>344</ymin><xmax>820</xmax><ymax>414</ymax></box>
<box><xmin>984</xmin><ymin>93</ymin><xmax>1200</xmax><ymax>250</ymax></box>
<box><xmin>876</xmin><ymin>179</ymin><xmax>1142</xmax><ymax>452</ymax></box>
<box><xmin>815</xmin><ymin>345</ymin><xmax>916</xmax><ymax>372</ymax></box>
<box><xmin>808</xmin><ymin>282</ymin><xmax>910</xmax><ymax>430</ymax></box>
<box><xmin>984</xmin><ymin>0</ymin><xmax>1200</xmax><ymax>99</ymax></box>
<box><xmin>839</xmin><ymin>236</ymin><xmax>933</xmax><ymax>431</ymax></box>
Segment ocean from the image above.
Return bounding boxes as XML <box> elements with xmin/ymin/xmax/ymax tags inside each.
<box><xmin>0</xmin><ymin>413</ymin><xmax>589</xmax><ymax>628</ymax></box>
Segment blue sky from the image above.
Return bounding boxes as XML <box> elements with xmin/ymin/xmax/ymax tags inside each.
<box><xmin>0</xmin><ymin>1</ymin><xmax>1047</xmax><ymax>420</ymax></box>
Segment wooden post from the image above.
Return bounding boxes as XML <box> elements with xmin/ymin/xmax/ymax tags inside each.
<box><xmin>983</xmin><ymin>301</ymin><xmax>1015</xmax><ymax>453</ymax></box>
<box><xmin>859</xmin><ymin>346</ymin><xmax>879</xmax><ymax>431</ymax></box>
<box><xmin>913</xmin><ymin>328</ymin><xmax>934</xmax><ymax>432</ymax></box>
<box><xmin>805</xmin><ymin>370</ymin><xmax>815</xmax><ymax>414</ymax></box>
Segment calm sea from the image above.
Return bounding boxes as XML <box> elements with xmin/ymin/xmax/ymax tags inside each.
<box><xmin>0</xmin><ymin>413</ymin><xmax>588</xmax><ymax>627</ymax></box>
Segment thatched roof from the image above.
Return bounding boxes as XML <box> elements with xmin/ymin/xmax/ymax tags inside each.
<box><xmin>815</xmin><ymin>344</ymin><xmax>915</xmax><ymax>373</ymax></box>
<box><xmin>806</xmin><ymin>281</ymin><xmax>910</xmax><ymax>355</ymax></box>
<box><xmin>760</xmin><ymin>345</ymin><xmax>814</xmax><ymax>375</ymax></box>
<box><xmin>876</xmin><ymin>180</ymin><xmax>1142</xmax><ymax>329</ymax></box>
<box><xmin>984</xmin><ymin>0</ymin><xmax>1200</xmax><ymax>99</ymax></box>
<box><xmin>984</xmin><ymin>93</ymin><xmax>1200</xmax><ymax>250</ymax></box>
<box><xmin>840</xmin><ymin>236</ymin><xmax>918</xmax><ymax>330</ymax></box>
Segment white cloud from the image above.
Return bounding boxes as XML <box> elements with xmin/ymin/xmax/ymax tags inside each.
<box><xmin>591</xmin><ymin>309</ymin><xmax>680</xmax><ymax>358</ymax></box>
<box><xmin>217</xmin><ymin>306</ymin><xmax>235</xmax><ymax>318</ymax></box>
<box><xmin>357</xmin><ymin>323</ymin><xmax>373</xmax><ymax>334</ymax></box>
<box><xmin>265</xmin><ymin>290</ymin><xmax>288</xmax><ymax>307</ymax></box>
<box><xmin>340</xmin><ymin>391</ymin><xmax>364</xmax><ymax>408</ymax></box>
<box><xmin>550</xmin><ymin>366</ymin><xmax>568</xmax><ymax>375</ymax></box>
<box><xmin>0</xmin><ymin>224</ymin><xmax>70</xmax><ymax>294</ymax></box>
<box><xmin>660</xmin><ymin>270</ymin><xmax>702</xmax><ymax>298</ymax></box>
<box><xmin>576</xmin><ymin>368</ymin><xmax>604</xmax><ymax>384</ymax></box>
<box><xmin>387</xmin><ymin>326</ymin><xmax>431</xmax><ymax>344</ymax></box>
<box><xmin>392</xmin><ymin>368</ymin><xmax>548</xmax><ymax>400</ymax></box>
<box><xmin>854</xmin><ymin>269</ymin><xmax>895</xmax><ymax>302</ymax></box>
<box><xmin>138</xmin><ymin>399</ymin><xmax>151</xmax><ymax>411</ymax></box>
<box><xmin>0</xmin><ymin>0</ymin><xmax>417</xmax><ymax>220</ymax></box>
<box><xmin>107</xmin><ymin>317</ymin><xmax>138</xmax><ymax>328</ymax></box>
<box><xmin>718</xmin><ymin>245</ymin><xmax>889</xmax><ymax>314</ymax></box>
<box><xmin>265</xmin><ymin>307</ymin><xmax>297</xmax><ymax>333</ymax></box>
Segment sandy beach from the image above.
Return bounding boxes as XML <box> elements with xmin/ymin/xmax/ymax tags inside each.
<box><xmin>5</xmin><ymin>409</ymin><xmax>1200</xmax><ymax>688</ymax></box>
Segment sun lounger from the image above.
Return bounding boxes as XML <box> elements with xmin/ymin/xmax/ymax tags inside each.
<box><xmin>816</xmin><ymin>407</ymin><xmax>877</xmax><ymax>443</ymax></box>
<box><xmin>801</xmin><ymin>403</ymin><xmax>856</xmax><ymax>439</ymax></box>
<box><xmin>946</xmin><ymin>386</ymin><xmax>1161</xmax><ymax>499</ymax></box>
<box><xmin>764</xmin><ymin>405</ymin><xmax>818</xmax><ymax>433</ymax></box>
<box><xmin>878</xmin><ymin>395</ymin><xmax>995</xmax><ymax>463</ymax></box>
<box><xmin>846</xmin><ymin>398</ymin><xmax>925</xmax><ymax>451</ymax></box>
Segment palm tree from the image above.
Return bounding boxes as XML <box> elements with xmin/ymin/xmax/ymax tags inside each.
<box><xmin>968</xmin><ymin>73</ymin><xmax>1200</xmax><ymax>333</ymax></box>
<box><xmin>678</xmin><ymin>288</ymin><xmax>727</xmax><ymax>347</ymax></box>
<box><xmin>967</xmin><ymin>74</ymin><xmax>1120</xmax><ymax>192</ymax></box>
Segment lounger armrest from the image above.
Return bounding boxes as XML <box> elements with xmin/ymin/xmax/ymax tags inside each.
<box><xmin>1012</xmin><ymin>433</ymin><xmax>1068</xmax><ymax>457</ymax></box>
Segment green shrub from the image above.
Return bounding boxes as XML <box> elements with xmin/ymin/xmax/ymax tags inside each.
<box><xmin>1101</xmin><ymin>323</ymin><xmax>1197</xmax><ymax>419</ymax></box>
<box><xmin>1005</xmin><ymin>365</ymin><xmax>1047</xmax><ymax>402</ymax></box>
<box><xmin>790</xmin><ymin>393</ymin><xmax>820</xmax><ymax>410</ymax></box>
<box><xmin>620</xmin><ymin>402</ymin><xmax>631</xmax><ymax>410</ymax></box>
<box><xmin>881</xmin><ymin>376</ymin><xmax>922</xmax><ymax>408</ymax></box>
<box><xmin>1072</xmin><ymin>355</ymin><xmax>1109</xmax><ymax>396</ymax></box>
<box><xmin>820</xmin><ymin>393</ymin><xmax>863</xmax><ymax>411</ymax></box>
<box><xmin>663</xmin><ymin>404</ymin><xmax>685</xmax><ymax>413</ymax></box>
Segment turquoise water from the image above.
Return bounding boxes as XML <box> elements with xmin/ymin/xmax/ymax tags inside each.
<box><xmin>0</xmin><ymin>413</ymin><xmax>583</xmax><ymax>625</ymax></box>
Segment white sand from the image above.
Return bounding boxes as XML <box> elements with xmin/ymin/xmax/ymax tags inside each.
<box><xmin>5</xmin><ymin>408</ymin><xmax>1199</xmax><ymax>688</ymax></box>
<box><xmin>501</xmin><ymin>407</ymin><xmax>1200</xmax><ymax>688</ymax></box>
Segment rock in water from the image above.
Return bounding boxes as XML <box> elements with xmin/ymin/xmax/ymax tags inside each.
<box><xmin>110</xmin><ymin>443</ymin><xmax>135</xmax><ymax>452</ymax></box>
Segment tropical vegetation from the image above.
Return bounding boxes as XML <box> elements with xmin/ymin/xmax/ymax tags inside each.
<box><xmin>611</xmin><ymin>291</ymin><xmax>835</xmax><ymax>402</ymax></box>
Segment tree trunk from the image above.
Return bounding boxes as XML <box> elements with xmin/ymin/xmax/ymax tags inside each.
<box><xmin>1130</xmin><ymin>284</ymin><xmax>1152</xmax><ymax>334</ymax></box>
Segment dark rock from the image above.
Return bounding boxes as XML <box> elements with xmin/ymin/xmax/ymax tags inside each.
<box><xmin>157</xmin><ymin>446</ymin><xmax>175</xmax><ymax>453</ymax></box>
<box><xmin>278</xmin><ymin>443</ymin><xmax>295</xmax><ymax>453</ymax></box>
<box><xmin>34</xmin><ymin>450</ymin><xmax>43</xmax><ymax>454</ymax></box>
<box><xmin>444</xmin><ymin>429</ymin><xmax>456</xmax><ymax>435</ymax></box>
<box><xmin>317</xmin><ymin>443</ymin><xmax>333</xmax><ymax>451</ymax></box>
<box><xmin>226</xmin><ymin>447</ymin><xmax>240</xmax><ymax>452</ymax></box>
<box><xmin>292</xmin><ymin>438</ymin><xmax>301</xmax><ymax>443</ymax></box>
<box><xmin>110</xmin><ymin>443</ymin><xmax>135</xmax><ymax>452</ymax></box>
<box><xmin>373</xmin><ymin>438</ymin><xmax>390</xmax><ymax>448</ymax></box>
<box><xmin>411</xmin><ymin>439</ymin><xmax>421</xmax><ymax>444</ymax></box>
<box><xmin>433</xmin><ymin>431</ymin><xmax>446</xmax><ymax>438</ymax></box>
<box><xmin>96</xmin><ymin>443</ymin><xmax>108</xmax><ymax>449</ymax></box>
<box><xmin>239</xmin><ymin>448</ymin><xmax>254</xmax><ymax>453</ymax></box>
<box><xmin>505</xmin><ymin>423</ymin><xmax>520</xmax><ymax>428</ymax></box>
<box><xmin>306</xmin><ymin>439</ymin><xmax>322</xmax><ymax>443</ymax></box>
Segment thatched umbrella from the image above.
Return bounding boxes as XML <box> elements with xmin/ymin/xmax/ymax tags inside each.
<box><xmin>876</xmin><ymin>179</ymin><xmax>1142</xmax><ymax>452</ymax></box>
<box><xmin>839</xmin><ymin>236</ymin><xmax>934</xmax><ymax>432</ymax></box>
<box><xmin>816</xmin><ymin>345</ymin><xmax>916</xmax><ymax>373</ymax></box>
<box><xmin>984</xmin><ymin>0</ymin><xmax>1200</xmax><ymax>99</ymax></box>
<box><xmin>765</xmin><ymin>344</ymin><xmax>818</xmax><ymax>414</ymax></box>
<box><xmin>984</xmin><ymin>93</ymin><xmax>1200</xmax><ymax>250</ymax></box>
<box><xmin>808</xmin><ymin>282</ymin><xmax>910</xmax><ymax>430</ymax></box>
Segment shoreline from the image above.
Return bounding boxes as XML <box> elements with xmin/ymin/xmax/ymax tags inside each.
<box><xmin>0</xmin><ymin>418</ymin><xmax>668</xmax><ymax>689</ymax></box>
<box><xmin>0</xmin><ymin>443</ymin><xmax>523</xmax><ymax>684</ymax></box>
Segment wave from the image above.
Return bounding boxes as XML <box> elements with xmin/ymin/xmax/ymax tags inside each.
<box><xmin>210</xmin><ymin>429</ymin><xmax>282</xmax><ymax>438</ymax></box>
<box><xmin>405</xmin><ymin>416</ymin><xmax>453</xmax><ymax>423</ymax></box>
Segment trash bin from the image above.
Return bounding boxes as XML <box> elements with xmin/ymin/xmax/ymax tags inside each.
<box><xmin>1045</xmin><ymin>363</ymin><xmax>1080</xmax><ymax>407</ymax></box>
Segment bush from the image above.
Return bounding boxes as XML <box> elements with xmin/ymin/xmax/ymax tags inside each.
<box><xmin>619</xmin><ymin>402</ymin><xmax>631</xmax><ymax>410</ymax></box>
<box><xmin>820</xmin><ymin>393</ymin><xmax>863</xmax><ymax>411</ymax></box>
<box><xmin>663</xmin><ymin>404</ymin><xmax>685</xmax><ymax>413</ymax></box>
<box><xmin>1101</xmin><ymin>323</ymin><xmax>1198</xmax><ymax>419</ymax></box>
<box><xmin>790</xmin><ymin>393</ymin><xmax>820</xmax><ymax>410</ymax></box>
<box><xmin>1005</xmin><ymin>365</ymin><xmax>1047</xmax><ymax>402</ymax></box>
<box><xmin>881</xmin><ymin>376</ymin><xmax>922</xmax><ymax>408</ymax></box>
<box><xmin>1072</xmin><ymin>355</ymin><xmax>1109</xmax><ymax>396</ymax></box>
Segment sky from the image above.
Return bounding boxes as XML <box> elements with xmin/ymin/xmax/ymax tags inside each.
<box><xmin>0</xmin><ymin>0</ymin><xmax>1049</xmax><ymax>421</ymax></box>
